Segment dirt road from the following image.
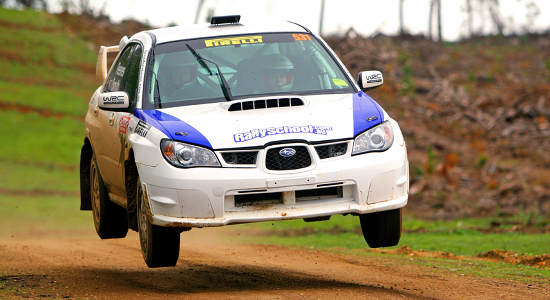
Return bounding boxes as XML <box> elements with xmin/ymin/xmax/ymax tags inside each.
<box><xmin>0</xmin><ymin>228</ymin><xmax>548</xmax><ymax>299</ymax></box>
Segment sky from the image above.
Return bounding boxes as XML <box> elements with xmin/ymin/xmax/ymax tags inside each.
<box><xmin>46</xmin><ymin>0</ymin><xmax>550</xmax><ymax>41</ymax></box>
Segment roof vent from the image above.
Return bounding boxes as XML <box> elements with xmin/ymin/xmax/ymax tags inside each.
<box><xmin>228</xmin><ymin>98</ymin><xmax>304</xmax><ymax>112</ymax></box>
<box><xmin>211</xmin><ymin>15</ymin><xmax>241</xmax><ymax>25</ymax></box>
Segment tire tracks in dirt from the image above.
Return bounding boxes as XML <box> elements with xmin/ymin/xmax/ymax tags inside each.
<box><xmin>0</xmin><ymin>229</ymin><xmax>548</xmax><ymax>299</ymax></box>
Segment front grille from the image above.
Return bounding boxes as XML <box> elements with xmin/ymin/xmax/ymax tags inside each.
<box><xmin>265</xmin><ymin>146</ymin><xmax>311</xmax><ymax>170</ymax></box>
<box><xmin>221</xmin><ymin>151</ymin><xmax>258</xmax><ymax>165</ymax></box>
<box><xmin>315</xmin><ymin>142</ymin><xmax>348</xmax><ymax>159</ymax></box>
<box><xmin>234</xmin><ymin>192</ymin><xmax>282</xmax><ymax>207</ymax></box>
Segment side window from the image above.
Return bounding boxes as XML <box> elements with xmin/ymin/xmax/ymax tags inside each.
<box><xmin>123</xmin><ymin>44</ymin><xmax>143</xmax><ymax>103</ymax></box>
<box><xmin>104</xmin><ymin>44</ymin><xmax>135</xmax><ymax>93</ymax></box>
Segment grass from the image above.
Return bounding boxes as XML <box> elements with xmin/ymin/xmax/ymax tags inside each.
<box><xmin>238</xmin><ymin>214</ymin><xmax>550</xmax><ymax>256</ymax></box>
<box><xmin>363</xmin><ymin>249</ymin><xmax>550</xmax><ymax>284</ymax></box>
<box><xmin>0</xmin><ymin>7</ymin><xmax>61</xmax><ymax>28</ymax></box>
<box><xmin>236</xmin><ymin>215</ymin><xmax>550</xmax><ymax>282</ymax></box>
<box><xmin>0</xmin><ymin>195</ymin><xmax>90</xmax><ymax>235</ymax></box>
<box><xmin>0</xmin><ymin>60</ymin><xmax>95</xmax><ymax>88</ymax></box>
<box><xmin>0</xmin><ymin>110</ymin><xmax>83</xmax><ymax>166</ymax></box>
<box><xmin>0</xmin><ymin>160</ymin><xmax>78</xmax><ymax>192</ymax></box>
<box><xmin>0</xmin><ymin>6</ymin><xmax>547</xmax><ymax>287</ymax></box>
<box><xmin>0</xmin><ymin>81</ymin><xmax>90</xmax><ymax>115</ymax></box>
<box><xmin>0</xmin><ymin>28</ymin><xmax>96</xmax><ymax>66</ymax></box>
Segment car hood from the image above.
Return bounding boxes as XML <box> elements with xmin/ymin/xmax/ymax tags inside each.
<box><xmin>134</xmin><ymin>92</ymin><xmax>384</xmax><ymax>149</ymax></box>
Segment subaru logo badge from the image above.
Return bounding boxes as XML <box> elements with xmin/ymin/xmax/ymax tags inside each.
<box><xmin>279</xmin><ymin>148</ymin><xmax>296</xmax><ymax>157</ymax></box>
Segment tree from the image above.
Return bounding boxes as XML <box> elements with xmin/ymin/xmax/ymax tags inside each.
<box><xmin>399</xmin><ymin>0</ymin><xmax>405</xmax><ymax>35</ymax></box>
<box><xmin>465</xmin><ymin>0</ymin><xmax>473</xmax><ymax>37</ymax></box>
<box><xmin>428</xmin><ymin>0</ymin><xmax>442</xmax><ymax>42</ymax></box>
<box><xmin>15</xmin><ymin>0</ymin><xmax>47</xmax><ymax>10</ymax></box>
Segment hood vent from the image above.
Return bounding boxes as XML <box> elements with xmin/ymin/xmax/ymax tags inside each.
<box><xmin>228</xmin><ymin>98</ymin><xmax>304</xmax><ymax>112</ymax></box>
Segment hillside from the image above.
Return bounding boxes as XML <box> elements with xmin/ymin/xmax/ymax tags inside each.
<box><xmin>1</xmin><ymin>9</ymin><xmax>550</xmax><ymax>298</ymax></box>
<box><xmin>1</xmin><ymin>7</ymin><xmax>549</xmax><ymax>222</ymax></box>
<box><xmin>325</xmin><ymin>32</ymin><xmax>550</xmax><ymax>219</ymax></box>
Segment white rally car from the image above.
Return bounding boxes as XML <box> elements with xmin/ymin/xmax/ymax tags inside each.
<box><xmin>80</xmin><ymin>15</ymin><xmax>409</xmax><ymax>268</ymax></box>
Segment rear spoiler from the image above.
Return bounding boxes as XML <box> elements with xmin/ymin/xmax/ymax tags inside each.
<box><xmin>95</xmin><ymin>36</ymin><xmax>129</xmax><ymax>83</ymax></box>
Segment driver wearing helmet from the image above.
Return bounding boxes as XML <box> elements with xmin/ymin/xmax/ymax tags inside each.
<box><xmin>261</xmin><ymin>54</ymin><xmax>295</xmax><ymax>92</ymax></box>
<box><xmin>158</xmin><ymin>53</ymin><xmax>216</xmax><ymax>101</ymax></box>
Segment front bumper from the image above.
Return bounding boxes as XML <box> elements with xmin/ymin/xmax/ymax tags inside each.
<box><xmin>137</xmin><ymin>127</ymin><xmax>409</xmax><ymax>228</ymax></box>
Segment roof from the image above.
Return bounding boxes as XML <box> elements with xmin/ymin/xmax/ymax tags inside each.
<box><xmin>146</xmin><ymin>20</ymin><xmax>308</xmax><ymax>44</ymax></box>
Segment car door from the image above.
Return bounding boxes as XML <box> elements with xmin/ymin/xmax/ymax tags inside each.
<box><xmin>93</xmin><ymin>43</ymin><xmax>142</xmax><ymax>197</ymax></box>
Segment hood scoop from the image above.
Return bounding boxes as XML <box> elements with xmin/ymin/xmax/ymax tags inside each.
<box><xmin>228</xmin><ymin>97</ymin><xmax>304</xmax><ymax>112</ymax></box>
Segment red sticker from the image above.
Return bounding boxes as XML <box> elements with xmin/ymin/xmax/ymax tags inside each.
<box><xmin>119</xmin><ymin>115</ymin><xmax>130</xmax><ymax>134</ymax></box>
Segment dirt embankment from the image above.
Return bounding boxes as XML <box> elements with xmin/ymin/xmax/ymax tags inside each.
<box><xmin>54</xmin><ymin>12</ymin><xmax>550</xmax><ymax>219</ymax></box>
<box><xmin>0</xmin><ymin>229</ymin><xmax>548</xmax><ymax>299</ymax></box>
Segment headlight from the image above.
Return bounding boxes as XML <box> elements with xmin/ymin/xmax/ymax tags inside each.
<box><xmin>352</xmin><ymin>121</ymin><xmax>394</xmax><ymax>155</ymax></box>
<box><xmin>161</xmin><ymin>139</ymin><xmax>220</xmax><ymax>168</ymax></box>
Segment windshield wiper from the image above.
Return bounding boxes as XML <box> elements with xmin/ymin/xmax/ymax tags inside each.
<box><xmin>153</xmin><ymin>72</ymin><xmax>162</xmax><ymax>108</ymax></box>
<box><xmin>186</xmin><ymin>43</ymin><xmax>233</xmax><ymax>101</ymax></box>
<box><xmin>151</xmin><ymin>47</ymin><xmax>162</xmax><ymax>108</ymax></box>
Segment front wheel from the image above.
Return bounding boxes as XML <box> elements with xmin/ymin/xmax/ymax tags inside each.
<box><xmin>359</xmin><ymin>208</ymin><xmax>402</xmax><ymax>248</ymax></box>
<box><xmin>137</xmin><ymin>177</ymin><xmax>180</xmax><ymax>268</ymax></box>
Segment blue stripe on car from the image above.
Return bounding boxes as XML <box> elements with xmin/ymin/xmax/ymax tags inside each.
<box><xmin>353</xmin><ymin>92</ymin><xmax>384</xmax><ymax>136</ymax></box>
<box><xmin>134</xmin><ymin>109</ymin><xmax>213</xmax><ymax>148</ymax></box>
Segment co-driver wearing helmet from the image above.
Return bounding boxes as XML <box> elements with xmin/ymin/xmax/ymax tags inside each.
<box><xmin>261</xmin><ymin>54</ymin><xmax>295</xmax><ymax>92</ymax></box>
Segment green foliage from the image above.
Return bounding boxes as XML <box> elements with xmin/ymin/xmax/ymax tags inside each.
<box><xmin>477</xmin><ymin>153</ymin><xmax>488</xmax><ymax>168</ymax></box>
<box><xmin>425</xmin><ymin>146</ymin><xmax>439</xmax><ymax>173</ymax></box>
<box><xmin>468</xmin><ymin>70</ymin><xmax>476</xmax><ymax>82</ymax></box>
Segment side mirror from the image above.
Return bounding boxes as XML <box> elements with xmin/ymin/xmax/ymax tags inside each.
<box><xmin>357</xmin><ymin>70</ymin><xmax>383</xmax><ymax>91</ymax></box>
<box><xmin>99</xmin><ymin>91</ymin><xmax>130</xmax><ymax>110</ymax></box>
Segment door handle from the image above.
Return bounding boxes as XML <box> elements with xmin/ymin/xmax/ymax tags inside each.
<box><xmin>109</xmin><ymin>113</ymin><xmax>116</xmax><ymax>126</ymax></box>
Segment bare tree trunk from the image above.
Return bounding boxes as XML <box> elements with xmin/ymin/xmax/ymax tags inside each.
<box><xmin>466</xmin><ymin>0</ymin><xmax>473</xmax><ymax>37</ymax></box>
<box><xmin>437</xmin><ymin>0</ymin><xmax>442</xmax><ymax>42</ymax></box>
<box><xmin>488</xmin><ymin>0</ymin><xmax>504</xmax><ymax>35</ymax></box>
<box><xmin>399</xmin><ymin>0</ymin><xmax>404</xmax><ymax>35</ymax></box>
<box><xmin>428</xmin><ymin>0</ymin><xmax>435</xmax><ymax>40</ymax></box>
<box><xmin>194</xmin><ymin>0</ymin><xmax>205</xmax><ymax>24</ymax></box>
<box><xmin>319</xmin><ymin>0</ymin><xmax>326</xmax><ymax>36</ymax></box>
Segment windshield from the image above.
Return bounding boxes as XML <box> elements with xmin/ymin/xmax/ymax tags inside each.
<box><xmin>146</xmin><ymin>32</ymin><xmax>354</xmax><ymax>108</ymax></box>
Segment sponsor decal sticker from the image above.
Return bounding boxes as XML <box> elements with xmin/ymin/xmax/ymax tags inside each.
<box><xmin>118</xmin><ymin>115</ymin><xmax>130</xmax><ymax>134</ymax></box>
<box><xmin>134</xmin><ymin>120</ymin><xmax>151</xmax><ymax>137</ymax></box>
<box><xmin>365</xmin><ymin>73</ymin><xmax>382</xmax><ymax>84</ymax></box>
<box><xmin>292</xmin><ymin>33</ymin><xmax>312</xmax><ymax>41</ymax></box>
<box><xmin>233</xmin><ymin>125</ymin><xmax>333</xmax><ymax>143</ymax></box>
<box><xmin>332</xmin><ymin>78</ymin><xmax>349</xmax><ymax>87</ymax></box>
<box><xmin>205</xmin><ymin>35</ymin><xmax>263</xmax><ymax>47</ymax></box>
<box><xmin>102</xmin><ymin>95</ymin><xmax>125</xmax><ymax>105</ymax></box>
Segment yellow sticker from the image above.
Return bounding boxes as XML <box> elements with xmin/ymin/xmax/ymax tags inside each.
<box><xmin>205</xmin><ymin>35</ymin><xmax>263</xmax><ymax>47</ymax></box>
<box><xmin>332</xmin><ymin>78</ymin><xmax>349</xmax><ymax>86</ymax></box>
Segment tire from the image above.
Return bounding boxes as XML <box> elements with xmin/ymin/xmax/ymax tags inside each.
<box><xmin>89</xmin><ymin>156</ymin><xmax>128</xmax><ymax>239</ymax></box>
<box><xmin>137</xmin><ymin>176</ymin><xmax>180</xmax><ymax>268</ymax></box>
<box><xmin>359</xmin><ymin>208</ymin><xmax>402</xmax><ymax>248</ymax></box>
